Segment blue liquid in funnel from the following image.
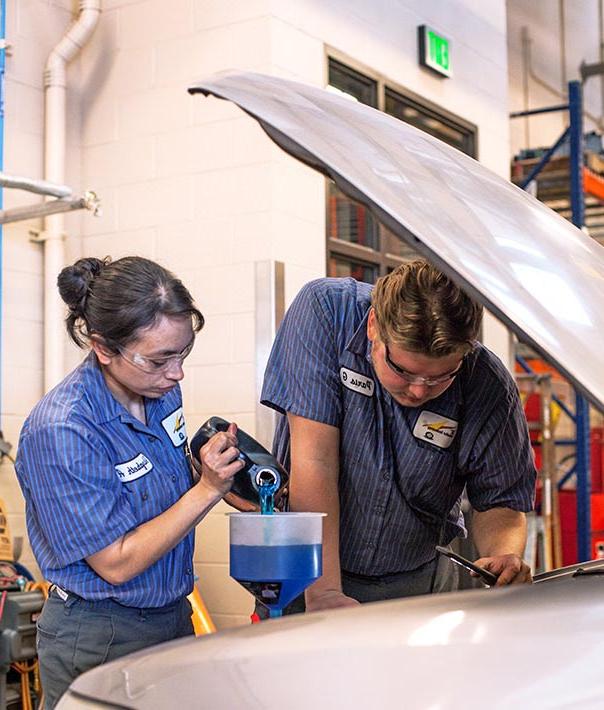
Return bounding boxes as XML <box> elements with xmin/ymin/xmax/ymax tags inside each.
<box><xmin>231</xmin><ymin>543</ymin><xmax>321</xmax><ymax>616</ymax></box>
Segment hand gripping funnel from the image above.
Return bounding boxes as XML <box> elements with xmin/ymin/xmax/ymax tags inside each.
<box><xmin>229</xmin><ymin>512</ymin><xmax>325</xmax><ymax>618</ymax></box>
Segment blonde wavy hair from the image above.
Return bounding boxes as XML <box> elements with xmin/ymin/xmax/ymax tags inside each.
<box><xmin>371</xmin><ymin>260</ymin><xmax>482</xmax><ymax>356</ymax></box>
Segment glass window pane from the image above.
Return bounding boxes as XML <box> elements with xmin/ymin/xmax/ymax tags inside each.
<box><xmin>328</xmin><ymin>254</ymin><xmax>378</xmax><ymax>284</ymax></box>
<box><xmin>380</xmin><ymin>223</ymin><xmax>419</xmax><ymax>261</ymax></box>
<box><xmin>328</xmin><ymin>58</ymin><xmax>377</xmax><ymax>107</ymax></box>
<box><xmin>328</xmin><ymin>183</ymin><xmax>379</xmax><ymax>250</ymax></box>
<box><xmin>385</xmin><ymin>88</ymin><xmax>475</xmax><ymax>156</ymax></box>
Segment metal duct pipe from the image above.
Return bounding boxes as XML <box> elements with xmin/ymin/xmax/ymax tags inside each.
<box><xmin>0</xmin><ymin>1</ymin><xmax>6</xmax><ymax>420</ymax></box>
<box><xmin>43</xmin><ymin>0</ymin><xmax>100</xmax><ymax>391</ymax></box>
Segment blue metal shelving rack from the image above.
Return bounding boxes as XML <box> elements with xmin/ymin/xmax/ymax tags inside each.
<box><xmin>510</xmin><ymin>80</ymin><xmax>592</xmax><ymax>562</ymax></box>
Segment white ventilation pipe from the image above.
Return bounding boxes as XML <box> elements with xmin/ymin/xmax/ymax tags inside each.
<box><xmin>43</xmin><ymin>0</ymin><xmax>101</xmax><ymax>391</ymax></box>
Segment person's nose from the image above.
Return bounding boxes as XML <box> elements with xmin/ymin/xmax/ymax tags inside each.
<box><xmin>165</xmin><ymin>357</ymin><xmax>185</xmax><ymax>382</ymax></box>
<box><xmin>407</xmin><ymin>382</ymin><xmax>430</xmax><ymax>398</ymax></box>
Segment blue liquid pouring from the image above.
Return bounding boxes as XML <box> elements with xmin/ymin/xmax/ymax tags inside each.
<box><xmin>258</xmin><ymin>479</ymin><xmax>277</xmax><ymax>514</ymax></box>
<box><xmin>230</xmin><ymin>543</ymin><xmax>322</xmax><ymax>617</ymax></box>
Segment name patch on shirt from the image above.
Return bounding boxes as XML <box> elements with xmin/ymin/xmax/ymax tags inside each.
<box><xmin>115</xmin><ymin>453</ymin><xmax>153</xmax><ymax>482</ymax></box>
<box><xmin>339</xmin><ymin>367</ymin><xmax>375</xmax><ymax>397</ymax></box>
<box><xmin>161</xmin><ymin>407</ymin><xmax>187</xmax><ymax>447</ymax></box>
<box><xmin>413</xmin><ymin>410</ymin><xmax>458</xmax><ymax>449</ymax></box>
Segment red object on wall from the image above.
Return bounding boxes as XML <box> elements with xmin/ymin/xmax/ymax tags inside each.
<box><xmin>523</xmin><ymin>392</ymin><xmax>541</xmax><ymax>425</ymax></box>
<box><xmin>523</xmin><ymin>392</ymin><xmax>542</xmax><ymax>469</ymax></box>
<box><xmin>559</xmin><ymin>491</ymin><xmax>604</xmax><ymax>565</ymax></box>
<box><xmin>591</xmin><ymin>428</ymin><xmax>604</xmax><ymax>493</ymax></box>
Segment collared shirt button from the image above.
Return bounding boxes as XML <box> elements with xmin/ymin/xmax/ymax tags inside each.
<box><xmin>172</xmin><ymin>475</ymin><xmax>177</xmax><ymax>482</ymax></box>
<box><xmin>381</xmin><ymin>470</ymin><xmax>390</xmax><ymax>481</ymax></box>
<box><xmin>186</xmin><ymin>568</ymin><xmax>192</xmax><ymax>575</ymax></box>
<box><xmin>367</xmin><ymin>542</ymin><xmax>376</xmax><ymax>550</ymax></box>
<box><xmin>374</xmin><ymin>505</ymin><xmax>384</xmax><ymax>514</ymax></box>
<box><xmin>141</xmin><ymin>492</ymin><xmax>149</xmax><ymax>501</ymax></box>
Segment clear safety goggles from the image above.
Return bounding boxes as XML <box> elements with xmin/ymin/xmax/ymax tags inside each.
<box><xmin>116</xmin><ymin>338</ymin><xmax>195</xmax><ymax>374</ymax></box>
<box><xmin>384</xmin><ymin>343</ymin><xmax>463</xmax><ymax>387</ymax></box>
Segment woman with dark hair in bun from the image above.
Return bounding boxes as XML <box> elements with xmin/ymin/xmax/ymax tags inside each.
<box><xmin>14</xmin><ymin>255</ymin><xmax>244</xmax><ymax>708</ymax></box>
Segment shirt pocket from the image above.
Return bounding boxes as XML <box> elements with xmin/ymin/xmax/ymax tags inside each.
<box><xmin>397</xmin><ymin>443</ymin><xmax>461</xmax><ymax>521</ymax></box>
<box><xmin>340</xmin><ymin>383</ymin><xmax>380</xmax><ymax>464</ymax></box>
<box><xmin>340</xmin><ymin>409</ymin><xmax>375</xmax><ymax>465</ymax></box>
<box><xmin>120</xmin><ymin>471</ymin><xmax>166</xmax><ymax>520</ymax></box>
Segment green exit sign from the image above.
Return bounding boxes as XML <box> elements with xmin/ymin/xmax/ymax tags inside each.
<box><xmin>418</xmin><ymin>25</ymin><xmax>451</xmax><ymax>78</ymax></box>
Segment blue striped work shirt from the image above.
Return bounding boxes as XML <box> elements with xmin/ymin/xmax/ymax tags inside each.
<box><xmin>261</xmin><ymin>278</ymin><xmax>536</xmax><ymax>576</ymax></box>
<box><xmin>15</xmin><ymin>353</ymin><xmax>194</xmax><ymax>608</ymax></box>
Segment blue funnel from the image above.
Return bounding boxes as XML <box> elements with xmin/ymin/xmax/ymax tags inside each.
<box><xmin>229</xmin><ymin>513</ymin><xmax>325</xmax><ymax>618</ymax></box>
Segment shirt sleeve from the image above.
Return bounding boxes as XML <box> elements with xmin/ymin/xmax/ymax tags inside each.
<box><xmin>461</xmin><ymin>360</ymin><xmax>537</xmax><ymax>513</ymax></box>
<box><xmin>261</xmin><ymin>280</ymin><xmax>342</xmax><ymax>427</ymax></box>
<box><xmin>17</xmin><ymin>419</ymin><xmax>139</xmax><ymax>567</ymax></box>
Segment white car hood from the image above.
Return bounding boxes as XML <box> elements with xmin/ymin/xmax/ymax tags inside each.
<box><xmin>188</xmin><ymin>71</ymin><xmax>604</xmax><ymax>411</ymax></box>
<box><xmin>63</xmin><ymin>576</ymin><xmax>604</xmax><ymax>709</ymax></box>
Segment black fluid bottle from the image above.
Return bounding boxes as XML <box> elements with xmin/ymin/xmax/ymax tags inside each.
<box><xmin>190</xmin><ymin>416</ymin><xmax>289</xmax><ymax>510</ymax></box>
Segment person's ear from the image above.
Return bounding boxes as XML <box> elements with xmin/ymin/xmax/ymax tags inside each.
<box><xmin>367</xmin><ymin>307</ymin><xmax>378</xmax><ymax>343</ymax></box>
<box><xmin>90</xmin><ymin>335</ymin><xmax>116</xmax><ymax>366</ymax></box>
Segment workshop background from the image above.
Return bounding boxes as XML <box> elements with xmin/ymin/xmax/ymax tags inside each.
<box><xmin>1</xmin><ymin>0</ymin><xmax>603</xmax><ymax>629</ymax></box>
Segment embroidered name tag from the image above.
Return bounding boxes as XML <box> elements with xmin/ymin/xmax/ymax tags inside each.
<box><xmin>413</xmin><ymin>410</ymin><xmax>458</xmax><ymax>449</ymax></box>
<box><xmin>115</xmin><ymin>453</ymin><xmax>153</xmax><ymax>482</ymax></box>
<box><xmin>161</xmin><ymin>407</ymin><xmax>187</xmax><ymax>447</ymax></box>
<box><xmin>339</xmin><ymin>367</ymin><xmax>375</xmax><ymax>397</ymax></box>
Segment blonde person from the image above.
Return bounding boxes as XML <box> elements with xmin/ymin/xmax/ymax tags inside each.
<box><xmin>260</xmin><ymin>259</ymin><xmax>536</xmax><ymax>614</ymax></box>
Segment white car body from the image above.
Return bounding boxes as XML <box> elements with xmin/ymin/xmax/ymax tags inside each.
<box><xmin>59</xmin><ymin>568</ymin><xmax>604</xmax><ymax>709</ymax></box>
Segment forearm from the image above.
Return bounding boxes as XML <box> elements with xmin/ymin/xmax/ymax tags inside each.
<box><xmin>472</xmin><ymin>507</ymin><xmax>527</xmax><ymax>558</ymax></box>
<box><xmin>88</xmin><ymin>425</ymin><xmax>243</xmax><ymax>586</ymax></box>
<box><xmin>87</xmin><ymin>480</ymin><xmax>222</xmax><ymax>585</ymax></box>
<box><xmin>291</xmin><ymin>472</ymin><xmax>342</xmax><ymax>597</ymax></box>
<box><xmin>287</xmin><ymin>414</ymin><xmax>345</xmax><ymax>600</ymax></box>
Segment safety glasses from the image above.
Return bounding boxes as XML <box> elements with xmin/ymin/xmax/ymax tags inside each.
<box><xmin>383</xmin><ymin>344</ymin><xmax>463</xmax><ymax>386</ymax></box>
<box><xmin>115</xmin><ymin>337</ymin><xmax>195</xmax><ymax>374</ymax></box>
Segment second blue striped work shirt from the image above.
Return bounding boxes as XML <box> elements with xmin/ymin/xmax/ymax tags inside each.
<box><xmin>261</xmin><ymin>277</ymin><xmax>536</xmax><ymax>576</ymax></box>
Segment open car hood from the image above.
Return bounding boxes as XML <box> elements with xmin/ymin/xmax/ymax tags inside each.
<box><xmin>188</xmin><ymin>71</ymin><xmax>604</xmax><ymax>411</ymax></box>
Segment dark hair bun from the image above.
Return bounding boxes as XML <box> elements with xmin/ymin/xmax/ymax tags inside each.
<box><xmin>57</xmin><ymin>257</ymin><xmax>110</xmax><ymax>316</ymax></box>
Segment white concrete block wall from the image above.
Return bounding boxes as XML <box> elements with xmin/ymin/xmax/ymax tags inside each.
<box><xmin>2</xmin><ymin>0</ymin><xmax>563</xmax><ymax>629</ymax></box>
<box><xmin>0</xmin><ymin>0</ymin><xmax>86</xmax><ymax>579</ymax></box>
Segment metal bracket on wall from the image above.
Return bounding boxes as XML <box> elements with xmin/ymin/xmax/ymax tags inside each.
<box><xmin>580</xmin><ymin>60</ymin><xmax>604</xmax><ymax>81</ymax></box>
<box><xmin>28</xmin><ymin>228</ymin><xmax>66</xmax><ymax>244</ymax></box>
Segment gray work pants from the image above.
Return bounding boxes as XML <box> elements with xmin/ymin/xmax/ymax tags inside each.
<box><xmin>37</xmin><ymin>587</ymin><xmax>194</xmax><ymax>709</ymax></box>
<box><xmin>342</xmin><ymin>552</ymin><xmax>458</xmax><ymax>602</ymax></box>
<box><xmin>256</xmin><ymin>553</ymin><xmax>459</xmax><ymax>618</ymax></box>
